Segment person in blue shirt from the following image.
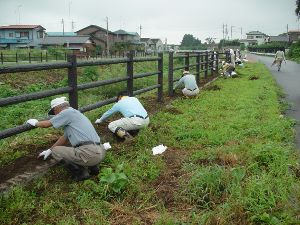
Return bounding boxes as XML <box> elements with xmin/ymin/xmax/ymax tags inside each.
<box><xmin>173</xmin><ymin>70</ymin><xmax>199</xmax><ymax>97</ymax></box>
<box><xmin>95</xmin><ymin>91</ymin><xmax>149</xmax><ymax>140</ymax></box>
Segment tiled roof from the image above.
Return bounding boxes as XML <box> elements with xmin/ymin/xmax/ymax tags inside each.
<box><xmin>269</xmin><ymin>36</ymin><xmax>289</xmax><ymax>42</ymax></box>
<box><xmin>76</xmin><ymin>25</ymin><xmax>114</xmax><ymax>34</ymax></box>
<box><xmin>0</xmin><ymin>25</ymin><xmax>45</xmax><ymax>30</ymax></box>
<box><xmin>40</xmin><ymin>35</ymin><xmax>91</xmax><ymax>45</ymax></box>
<box><xmin>246</xmin><ymin>31</ymin><xmax>266</xmax><ymax>36</ymax></box>
<box><xmin>46</xmin><ymin>32</ymin><xmax>76</xmax><ymax>36</ymax></box>
<box><xmin>114</xmin><ymin>29</ymin><xmax>138</xmax><ymax>36</ymax></box>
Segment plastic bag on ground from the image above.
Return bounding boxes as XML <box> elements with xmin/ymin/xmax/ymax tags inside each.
<box><xmin>152</xmin><ymin>144</ymin><xmax>167</xmax><ymax>155</ymax></box>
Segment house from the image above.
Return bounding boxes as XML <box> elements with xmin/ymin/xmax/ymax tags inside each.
<box><xmin>241</xmin><ymin>31</ymin><xmax>268</xmax><ymax>46</ymax></box>
<box><xmin>76</xmin><ymin>25</ymin><xmax>115</xmax><ymax>52</ymax></box>
<box><xmin>288</xmin><ymin>30</ymin><xmax>300</xmax><ymax>43</ymax></box>
<box><xmin>268</xmin><ymin>34</ymin><xmax>289</xmax><ymax>43</ymax></box>
<box><xmin>0</xmin><ymin>25</ymin><xmax>45</xmax><ymax>49</ymax></box>
<box><xmin>40</xmin><ymin>35</ymin><xmax>94</xmax><ymax>53</ymax></box>
<box><xmin>114</xmin><ymin>29</ymin><xmax>140</xmax><ymax>43</ymax></box>
<box><xmin>150</xmin><ymin>38</ymin><xmax>164</xmax><ymax>52</ymax></box>
<box><xmin>140</xmin><ymin>38</ymin><xmax>154</xmax><ymax>52</ymax></box>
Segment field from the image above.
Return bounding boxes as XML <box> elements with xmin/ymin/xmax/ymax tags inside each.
<box><xmin>1</xmin><ymin>61</ymin><xmax>300</xmax><ymax>224</ymax></box>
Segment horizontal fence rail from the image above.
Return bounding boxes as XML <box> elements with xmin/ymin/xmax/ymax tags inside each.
<box><xmin>0</xmin><ymin>51</ymin><xmax>164</xmax><ymax>140</ymax></box>
<box><xmin>0</xmin><ymin>50</ymin><xmax>228</xmax><ymax>140</ymax></box>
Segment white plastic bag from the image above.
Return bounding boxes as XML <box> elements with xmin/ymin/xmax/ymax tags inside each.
<box><xmin>152</xmin><ymin>144</ymin><xmax>167</xmax><ymax>155</ymax></box>
<box><xmin>103</xmin><ymin>142</ymin><xmax>112</xmax><ymax>150</ymax></box>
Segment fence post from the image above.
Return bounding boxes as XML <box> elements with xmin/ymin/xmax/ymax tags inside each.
<box><xmin>0</xmin><ymin>52</ymin><xmax>3</xmax><ymax>64</ymax></box>
<box><xmin>67</xmin><ymin>54</ymin><xmax>78</xmax><ymax>109</ymax></box>
<box><xmin>185</xmin><ymin>52</ymin><xmax>189</xmax><ymax>71</ymax></box>
<box><xmin>65</xmin><ymin>52</ymin><xmax>67</xmax><ymax>61</ymax></box>
<box><xmin>216</xmin><ymin>51</ymin><xmax>219</xmax><ymax>74</ymax></box>
<box><xmin>157</xmin><ymin>52</ymin><xmax>163</xmax><ymax>102</ymax></box>
<box><xmin>168</xmin><ymin>51</ymin><xmax>174</xmax><ymax>96</ymax></box>
<box><xmin>29</xmin><ymin>52</ymin><xmax>31</xmax><ymax>63</ymax></box>
<box><xmin>210</xmin><ymin>51</ymin><xmax>214</xmax><ymax>75</ymax></box>
<box><xmin>16</xmin><ymin>52</ymin><xmax>18</xmax><ymax>63</ymax></box>
<box><xmin>196</xmin><ymin>53</ymin><xmax>200</xmax><ymax>84</ymax></box>
<box><xmin>205</xmin><ymin>51</ymin><xmax>209</xmax><ymax>78</ymax></box>
<box><xmin>126</xmin><ymin>51</ymin><xmax>134</xmax><ymax>96</ymax></box>
<box><xmin>46</xmin><ymin>52</ymin><xmax>48</xmax><ymax>62</ymax></box>
<box><xmin>41</xmin><ymin>52</ymin><xmax>43</xmax><ymax>62</ymax></box>
<box><xmin>55</xmin><ymin>52</ymin><xmax>58</xmax><ymax>61</ymax></box>
<box><xmin>200</xmin><ymin>54</ymin><xmax>204</xmax><ymax>78</ymax></box>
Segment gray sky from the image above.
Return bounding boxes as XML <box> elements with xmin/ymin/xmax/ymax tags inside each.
<box><xmin>0</xmin><ymin>0</ymin><xmax>299</xmax><ymax>44</ymax></box>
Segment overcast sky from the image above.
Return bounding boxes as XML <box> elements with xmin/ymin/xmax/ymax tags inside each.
<box><xmin>0</xmin><ymin>0</ymin><xmax>299</xmax><ymax>44</ymax></box>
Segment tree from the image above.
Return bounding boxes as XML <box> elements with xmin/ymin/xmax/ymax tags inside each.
<box><xmin>296</xmin><ymin>0</ymin><xmax>300</xmax><ymax>17</ymax></box>
<box><xmin>180</xmin><ymin>34</ymin><xmax>201</xmax><ymax>47</ymax></box>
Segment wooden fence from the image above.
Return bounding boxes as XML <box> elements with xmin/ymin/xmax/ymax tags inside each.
<box><xmin>0</xmin><ymin>51</ymin><xmax>227</xmax><ymax>140</ymax></box>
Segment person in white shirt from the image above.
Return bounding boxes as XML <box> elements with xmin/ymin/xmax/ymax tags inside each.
<box><xmin>173</xmin><ymin>71</ymin><xmax>199</xmax><ymax>97</ymax></box>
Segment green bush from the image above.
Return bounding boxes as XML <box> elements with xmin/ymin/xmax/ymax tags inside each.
<box><xmin>83</xmin><ymin>66</ymin><xmax>99</xmax><ymax>81</ymax></box>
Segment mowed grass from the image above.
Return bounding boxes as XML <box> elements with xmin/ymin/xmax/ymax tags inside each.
<box><xmin>1</xmin><ymin>62</ymin><xmax>300</xmax><ymax>224</ymax></box>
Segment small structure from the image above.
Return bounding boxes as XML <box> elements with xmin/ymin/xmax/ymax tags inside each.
<box><xmin>150</xmin><ymin>38</ymin><xmax>164</xmax><ymax>52</ymax></box>
<box><xmin>40</xmin><ymin>35</ymin><xmax>94</xmax><ymax>53</ymax></box>
<box><xmin>288</xmin><ymin>30</ymin><xmax>300</xmax><ymax>43</ymax></box>
<box><xmin>0</xmin><ymin>25</ymin><xmax>45</xmax><ymax>49</ymax></box>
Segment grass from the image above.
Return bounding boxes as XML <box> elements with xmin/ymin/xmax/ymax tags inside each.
<box><xmin>1</xmin><ymin>61</ymin><xmax>300</xmax><ymax>224</ymax></box>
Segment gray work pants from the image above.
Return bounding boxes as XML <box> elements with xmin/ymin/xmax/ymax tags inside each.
<box><xmin>52</xmin><ymin>144</ymin><xmax>106</xmax><ymax>166</ymax></box>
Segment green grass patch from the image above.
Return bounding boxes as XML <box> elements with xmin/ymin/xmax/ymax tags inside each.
<box><xmin>1</xmin><ymin>62</ymin><xmax>300</xmax><ymax>224</ymax></box>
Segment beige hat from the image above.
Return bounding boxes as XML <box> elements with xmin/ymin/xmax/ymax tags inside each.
<box><xmin>182</xmin><ymin>70</ymin><xmax>189</xmax><ymax>75</ymax></box>
<box><xmin>48</xmin><ymin>97</ymin><xmax>68</xmax><ymax>115</ymax></box>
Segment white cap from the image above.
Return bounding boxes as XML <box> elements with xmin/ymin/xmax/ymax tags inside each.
<box><xmin>48</xmin><ymin>97</ymin><xmax>68</xmax><ymax>115</ymax></box>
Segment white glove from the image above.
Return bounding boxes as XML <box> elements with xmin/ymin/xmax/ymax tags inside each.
<box><xmin>95</xmin><ymin>119</ymin><xmax>102</xmax><ymax>124</ymax></box>
<box><xmin>27</xmin><ymin>119</ymin><xmax>38</xmax><ymax>127</ymax></box>
<box><xmin>38</xmin><ymin>149</ymin><xmax>52</xmax><ymax>160</ymax></box>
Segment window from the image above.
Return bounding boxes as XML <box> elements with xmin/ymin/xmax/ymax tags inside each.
<box><xmin>38</xmin><ymin>31</ymin><xmax>43</xmax><ymax>38</ymax></box>
<box><xmin>256</xmin><ymin>35</ymin><xmax>262</xmax><ymax>38</ymax></box>
<box><xmin>15</xmin><ymin>32</ymin><xmax>20</xmax><ymax>38</ymax></box>
<box><xmin>248</xmin><ymin>36</ymin><xmax>254</xmax><ymax>39</ymax></box>
<box><xmin>9</xmin><ymin>33</ymin><xmax>13</xmax><ymax>37</ymax></box>
<box><xmin>20</xmin><ymin>32</ymin><xmax>29</xmax><ymax>38</ymax></box>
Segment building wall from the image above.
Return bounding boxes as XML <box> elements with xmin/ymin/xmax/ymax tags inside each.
<box><xmin>246</xmin><ymin>34</ymin><xmax>266</xmax><ymax>45</ymax></box>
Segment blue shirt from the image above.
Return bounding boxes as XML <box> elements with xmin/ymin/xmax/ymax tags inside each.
<box><xmin>174</xmin><ymin>74</ymin><xmax>198</xmax><ymax>90</ymax></box>
<box><xmin>50</xmin><ymin>107</ymin><xmax>100</xmax><ymax>146</ymax></box>
<box><xmin>99</xmin><ymin>97</ymin><xmax>148</xmax><ymax>122</ymax></box>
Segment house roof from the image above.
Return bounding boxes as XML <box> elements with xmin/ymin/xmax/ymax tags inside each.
<box><xmin>0</xmin><ymin>25</ymin><xmax>45</xmax><ymax>30</ymax></box>
<box><xmin>150</xmin><ymin>38</ymin><xmax>161</xmax><ymax>44</ymax></box>
<box><xmin>46</xmin><ymin>32</ymin><xmax>76</xmax><ymax>36</ymax></box>
<box><xmin>40</xmin><ymin>35</ymin><xmax>91</xmax><ymax>45</ymax></box>
<box><xmin>288</xmin><ymin>30</ymin><xmax>300</xmax><ymax>33</ymax></box>
<box><xmin>140</xmin><ymin>38</ymin><xmax>151</xmax><ymax>42</ymax></box>
<box><xmin>0</xmin><ymin>38</ymin><xmax>31</xmax><ymax>44</ymax></box>
<box><xmin>269</xmin><ymin>35</ymin><xmax>289</xmax><ymax>42</ymax></box>
<box><xmin>246</xmin><ymin>31</ymin><xmax>266</xmax><ymax>36</ymax></box>
<box><xmin>76</xmin><ymin>25</ymin><xmax>114</xmax><ymax>34</ymax></box>
<box><xmin>114</xmin><ymin>29</ymin><xmax>138</xmax><ymax>36</ymax></box>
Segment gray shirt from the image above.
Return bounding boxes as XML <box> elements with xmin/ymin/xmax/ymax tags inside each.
<box><xmin>174</xmin><ymin>74</ymin><xmax>198</xmax><ymax>90</ymax></box>
<box><xmin>50</xmin><ymin>107</ymin><xmax>100</xmax><ymax>146</ymax></box>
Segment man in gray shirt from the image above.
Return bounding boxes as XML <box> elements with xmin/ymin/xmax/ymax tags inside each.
<box><xmin>26</xmin><ymin>97</ymin><xmax>106</xmax><ymax>181</ymax></box>
<box><xmin>173</xmin><ymin>71</ymin><xmax>199</xmax><ymax>97</ymax></box>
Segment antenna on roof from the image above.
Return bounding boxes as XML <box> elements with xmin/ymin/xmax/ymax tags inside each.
<box><xmin>17</xmin><ymin>5</ymin><xmax>22</xmax><ymax>24</ymax></box>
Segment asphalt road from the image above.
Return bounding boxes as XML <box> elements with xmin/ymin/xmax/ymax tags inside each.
<box><xmin>251</xmin><ymin>54</ymin><xmax>300</xmax><ymax>149</ymax></box>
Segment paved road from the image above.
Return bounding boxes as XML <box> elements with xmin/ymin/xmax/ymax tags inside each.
<box><xmin>251</xmin><ymin>54</ymin><xmax>300</xmax><ymax>149</ymax></box>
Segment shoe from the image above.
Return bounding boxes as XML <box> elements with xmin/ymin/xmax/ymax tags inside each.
<box><xmin>64</xmin><ymin>160</ymin><xmax>90</xmax><ymax>181</ymax></box>
<box><xmin>123</xmin><ymin>132</ymin><xmax>134</xmax><ymax>144</ymax></box>
<box><xmin>89</xmin><ymin>165</ymin><xmax>100</xmax><ymax>176</ymax></box>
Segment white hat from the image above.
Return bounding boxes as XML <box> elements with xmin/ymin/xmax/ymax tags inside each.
<box><xmin>182</xmin><ymin>70</ymin><xmax>189</xmax><ymax>75</ymax></box>
<box><xmin>48</xmin><ymin>97</ymin><xmax>68</xmax><ymax>115</ymax></box>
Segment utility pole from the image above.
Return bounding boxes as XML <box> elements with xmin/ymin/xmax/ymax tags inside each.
<box><xmin>230</xmin><ymin>26</ymin><xmax>235</xmax><ymax>39</ymax></box>
<box><xmin>139</xmin><ymin>24</ymin><xmax>142</xmax><ymax>39</ymax></box>
<box><xmin>61</xmin><ymin>19</ymin><xmax>65</xmax><ymax>36</ymax></box>
<box><xmin>222</xmin><ymin>24</ymin><xmax>225</xmax><ymax>39</ymax></box>
<box><xmin>71</xmin><ymin>20</ymin><xmax>75</xmax><ymax>32</ymax></box>
<box><xmin>17</xmin><ymin>5</ymin><xmax>22</xmax><ymax>24</ymax></box>
<box><xmin>225</xmin><ymin>24</ymin><xmax>228</xmax><ymax>40</ymax></box>
<box><xmin>240</xmin><ymin>27</ymin><xmax>243</xmax><ymax>39</ymax></box>
<box><xmin>106</xmin><ymin>17</ymin><xmax>109</xmax><ymax>56</ymax></box>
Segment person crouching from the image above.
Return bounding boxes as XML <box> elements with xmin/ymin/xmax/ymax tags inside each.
<box><xmin>173</xmin><ymin>70</ymin><xmax>199</xmax><ymax>97</ymax></box>
<box><xmin>95</xmin><ymin>91</ymin><xmax>149</xmax><ymax>141</ymax></box>
<box><xmin>26</xmin><ymin>97</ymin><xmax>106</xmax><ymax>181</ymax></box>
